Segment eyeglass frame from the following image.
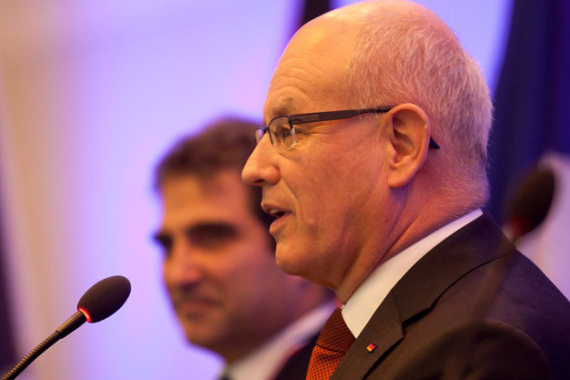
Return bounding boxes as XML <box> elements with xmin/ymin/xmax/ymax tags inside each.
<box><xmin>255</xmin><ymin>106</ymin><xmax>440</xmax><ymax>152</ymax></box>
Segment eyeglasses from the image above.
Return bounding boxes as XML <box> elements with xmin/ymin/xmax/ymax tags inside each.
<box><xmin>255</xmin><ymin>106</ymin><xmax>440</xmax><ymax>152</ymax></box>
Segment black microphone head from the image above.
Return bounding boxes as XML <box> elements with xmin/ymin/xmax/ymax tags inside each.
<box><xmin>503</xmin><ymin>167</ymin><xmax>556</xmax><ymax>238</ymax></box>
<box><xmin>77</xmin><ymin>275</ymin><xmax>131</xmax><ymax>323</ymax></box>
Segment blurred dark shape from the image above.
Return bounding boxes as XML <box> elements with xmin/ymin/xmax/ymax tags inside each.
<box><xmin>487</xmin><ymin>0</ymin><xmax>570</xmax><ymax>219</ymax></box>
<box><xmin>299</xmin><ymin>0</ymin><xmax>331</xmax><ymax>28</ymax></box>
<box><xmin>503</xmin><ymin>167</ymin><xmax>556</xmax><ymax>238</ymax></box>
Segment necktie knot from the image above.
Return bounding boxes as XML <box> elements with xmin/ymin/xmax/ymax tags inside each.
<box><xmin>306</xmin><ymin>308</ymin><xmax>355</xmax><ymax>380</ymax></box>
<box><xmin>316</xmin><ymin>308</ymin><xmax>354</xmax><ymax>353</ymax></box>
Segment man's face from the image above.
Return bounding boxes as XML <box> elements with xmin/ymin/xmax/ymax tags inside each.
<box><xmin>155</xmin><ymin>171</ymin><xmax>305</xmax><ymax>362</ymax></box>
<box><xmin>242</xmin><ymin>20</ymin><xmax>394</xmax><ymax>298</ymax></box>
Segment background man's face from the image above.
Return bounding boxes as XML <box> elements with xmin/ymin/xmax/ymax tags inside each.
<box><xmin>156</xmin><ymin>171</ymin><xmax>304</xmax><ymax>361</ymax></box>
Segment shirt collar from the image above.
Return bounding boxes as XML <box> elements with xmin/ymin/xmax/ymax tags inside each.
<box><xmin>342</xmin><ymin>209</ymin><xmax>483</xmax><ymax>338</ymax></box>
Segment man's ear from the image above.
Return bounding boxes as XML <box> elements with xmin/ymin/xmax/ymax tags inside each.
<box><xmin>383</xmin><ymin>103</ymin><xmax>431</xmax><ymax>188</ymax></box>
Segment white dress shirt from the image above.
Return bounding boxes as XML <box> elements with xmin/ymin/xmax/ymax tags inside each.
<box><xmin>223</xmin><ymin>301</ymin><xmax>336</xmax><ymax>380</ymax></box>
<box><xmin>343</xmin><ymin>209</ymin><xmax>483</xmax><ymax>338</ymax></box>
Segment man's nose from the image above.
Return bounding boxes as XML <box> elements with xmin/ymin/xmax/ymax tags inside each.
<box><xmin>242</xmin><ymin>134</ymin><xmax>279</xmax><ymax>186</ymax></box>
<box><xmin>164</xmin><ymin>242</ymin><xmax>204</xmax><ymax>286</ymax></box>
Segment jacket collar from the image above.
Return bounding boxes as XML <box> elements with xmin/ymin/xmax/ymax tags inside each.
<box><xmin>331</xmin><ymin>214</ymin><xmax>509</xmax><ymax>380</ymax></box>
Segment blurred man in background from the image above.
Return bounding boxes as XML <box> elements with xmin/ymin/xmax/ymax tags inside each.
<box><xmin>153</xmin><ymin>118</ymin><xmax>335</xmax><ymax>380</ymax></box>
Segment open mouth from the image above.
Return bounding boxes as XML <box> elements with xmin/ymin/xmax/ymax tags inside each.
<box><xmin>269</xmin><ymin>209</ymin><xmax>287</xmax><ymax>219</ymax></box>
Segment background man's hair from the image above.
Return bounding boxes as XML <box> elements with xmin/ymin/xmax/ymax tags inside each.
<box><xmin>154</xmin><ymin>116</ymin><xmax>274</xmax><ymax>232</ymax></box>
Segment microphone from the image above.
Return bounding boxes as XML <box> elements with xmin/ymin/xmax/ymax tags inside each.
<box><xmin>1</xmin><ymin>275</ymin><xmax>131</xmax><ymax>380</ymax></box>
<box><xmin>470</xmin><ymin>166</ymin><xmax>556</xmax><ymax>315</ymax></box>
<box><xmin>472</xmin><ymin>166</ymin><xmax>556</xmax><ymax>319</ymax></box>
<box><xmin>502</xmin><ymin>167</ymin><xmax>556</xmax><ymax>241</ymax></box>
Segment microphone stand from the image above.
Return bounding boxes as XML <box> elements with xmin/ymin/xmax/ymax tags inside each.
<box><xmin>2</xmin><ymin>312</ymin><xmax>86</xmax><ymax>380</ymax></box>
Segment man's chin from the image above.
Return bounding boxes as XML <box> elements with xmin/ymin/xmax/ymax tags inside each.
<box><xmin>184</xmin><ymin>327</ymin><xmax>223</xmax><ymax>350</ymax></box>
<box><xmin>275</xmin><ymin>244</ymin><xmax>334</xmax><ymax>289</ymax></box>
<box><xmin>275</xmin><ymin>248</ymin><xmax>296</xmax><ymax>274</ymax></box>
<box><xmin>275</xmin><ymin>245</ymin><xmax>311</xmax><ymax>277</ymax></box>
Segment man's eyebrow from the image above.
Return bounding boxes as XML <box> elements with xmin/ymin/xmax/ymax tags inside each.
<box><xmin>184</xmin><ymin>222</ymin><xmax>237</xmax><ymax>234</ymax></box>
<box><xmin>151</xmin><ymin>222</ymin><xmax>239</xmax><ymax>244</ymax></box>
<box><xmin>267</xmin><ymin>98</ymin><xmax>297</xmax><ymax>121</ymax></box>
<box><xmin>271</xmin><ymin>106</ymin><xmax>290</xmax><ymax>118</ymax></box>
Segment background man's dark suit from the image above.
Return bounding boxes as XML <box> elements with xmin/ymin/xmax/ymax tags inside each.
<box><xmin>273</xmin><ymin>336</ymin><xmax>318</xmax><ymax>380</ymax></box>
<box><xmin>333</xmin><ymin>214</ymin><xmax>570</xmax><ymax>380</ymax></box>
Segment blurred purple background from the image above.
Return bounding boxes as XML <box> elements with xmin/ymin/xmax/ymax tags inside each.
<box><xmin>0</xmin><ymin>1</ymin><xmax>512</xmax><ymax>379</ymax></box>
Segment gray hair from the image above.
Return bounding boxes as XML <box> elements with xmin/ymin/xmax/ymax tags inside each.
<box><xmin>345</xmin><ymin>7</ymin><xmax>493</xmax><ymax>207</ymax></box>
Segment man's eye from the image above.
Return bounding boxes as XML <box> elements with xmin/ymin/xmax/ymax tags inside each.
<box><xmin>274</xmin><ymin>125</ymin><xmax>292</xmax><ymax>139</ymax></box>
<box><xmin>292</xmin><ymin>126</ymin><xmax>307</xmax><ymax>135</ymax></box>
<box><xmin>187</xmin><ymin>224</ymin><xmax>238</xmax><ymax>249</ymax></box>
<box><xmin>272</xmin><ymin>125</ymin><xmax>296</xmax><ymax>147</ymax></box>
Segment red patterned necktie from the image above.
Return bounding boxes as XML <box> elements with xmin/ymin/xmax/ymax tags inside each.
<box><xmin>306</xmin><ymin>308</ymin><xmax>355</xmax><ymax>380</ymax></box>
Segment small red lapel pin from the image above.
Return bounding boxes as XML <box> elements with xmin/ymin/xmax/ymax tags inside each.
<box><xmin>366</xmin><ymin>343</ymin><xmax>378</xmax><ymax>352</ymax></box>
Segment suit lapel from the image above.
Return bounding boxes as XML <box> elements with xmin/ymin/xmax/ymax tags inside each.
<box><xmin>331</xmin><ymin>214</ymin><xmax>509</xmax><ymax>380</ymax></box>
<box><xmin>331</xmin><ymin>293</ymin><xmax>403</xmax><ymax>380</ymax></box>
<box><xmin>392</xmin><ymin>214</ymin><xmax>506</xmax><ymax>322</ymax></box>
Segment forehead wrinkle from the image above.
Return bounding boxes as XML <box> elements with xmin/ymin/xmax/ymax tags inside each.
<box><xmin>280</xmin><ymin>55</ymin><xmax>328</xmax><ymax>76</ymax></box>
<box><xmin>266</xmin><ymin>63</ymin><xmax>345</xmax><ymax>121</ymax></box>
<box><xmin>271</xmin><ymin>67</ymin><xmax>324</xmax><ymax>92</ymax></box>
<box><xmin>264</xmin><ymin>81</ymin><xmax>314</xmax><ymax>122</ymax></box>
<box><xmin>271</xmin><ymin>56</ymin><xmax>328</xmax><ymax>93</ymax></box>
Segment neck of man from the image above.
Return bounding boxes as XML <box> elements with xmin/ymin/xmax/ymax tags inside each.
<box><xmin>335</xmin><ymin>184</ymin><xmax>480</xmax><ymax>304</ymax></box>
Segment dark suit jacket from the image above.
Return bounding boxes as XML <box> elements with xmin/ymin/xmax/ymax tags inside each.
<box><xmin>273</xmin><ymin>335</ymin><xmax>318</xmax><ymax>380</ymax></box>
<box><xmin>332</xmin><ymin>214</ymin><xmax>570</xmax><ymax>380</ymax></box>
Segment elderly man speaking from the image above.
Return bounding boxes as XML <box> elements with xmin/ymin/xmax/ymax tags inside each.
<box><xmin>242</xmin><ymin>1</ymin><xmax>570</xmax><ymax>379</ymax></box>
